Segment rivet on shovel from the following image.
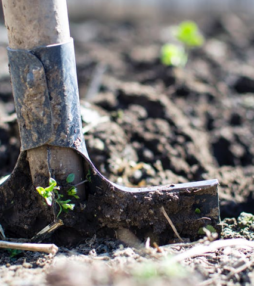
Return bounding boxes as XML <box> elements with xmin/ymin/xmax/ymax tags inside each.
<box><xmin>0</xmin><ymin>0</ymin><xmax>220</xmax><ymax>243</ymax></box>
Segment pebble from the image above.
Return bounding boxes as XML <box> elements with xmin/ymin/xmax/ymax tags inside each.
<box><xmin>23</xmin><ymin>262</ymin><xmax>32</xmax><ymax>269</ymax></box>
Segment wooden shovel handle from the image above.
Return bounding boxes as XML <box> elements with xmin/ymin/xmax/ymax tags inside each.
<box><xmin>2</xmin><ymin>0</ymin><xmax>70</xmax><ymax>49</ymax></box>
<box><xmin>2</xmin><ymin>0</ymin><xmax>85</xmax><ymax>198</ymax></box>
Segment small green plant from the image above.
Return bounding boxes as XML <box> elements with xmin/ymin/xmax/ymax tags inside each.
<box><xmin>132</xmin><ymin>257</ymin><xmax>187</xmax><ymax>281</ymax></box>
<box><xmin>161</xmin><ymin>44</ymin><xmax>187</xmax><ymax>67</ymax></box>
<box><xmin>7</xmin><ymin>249</ymin><xmax>23</xmax><ymax>258</ymax></box>
<box><xmin>66</xmin><ymin>173</ymin><xmax>75</xmax><ymax>184</ymax></box>
<box><xmin>198</xmin><ymin>225</ymin><xmax>217</xmax><ymax>235</ymax></box>
<box><xmin>195</xmin><ymin>208</ymin><xmax>201</xmax><ymax>214</ymax></box>
<box><xmin>36</xmin><ymin>175</ymin><xmax>79</xmax><ymax>218</ymax></box>
<box><xmin>161</xmin><ymin>20</ymin><xmax>204</xmax><ymax>67</ymax></box>
<box><xmin>174</xmin><ymin>21</ymin><xmax>204</xmax><ymax>47</ymax></box>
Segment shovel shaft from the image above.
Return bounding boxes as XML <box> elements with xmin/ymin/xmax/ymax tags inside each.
<box><xmin>2</xmin><ymin>0</ymin><xmax>70</xmax><ymax>49</ymax></box>
<box><xmin>2</xmin><ymin>0</ymin><xmax>85</xmax><ymax>196</ymax></box>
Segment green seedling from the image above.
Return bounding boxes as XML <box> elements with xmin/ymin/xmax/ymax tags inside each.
<box><xmin>66</xmin><ymin>173</ymin><xmax>75</xmax><ymax>183</ymax></box>
<box><xmin>133</xmin><ymin>257</ymin><xmax>187</xmax><ymax>281</ymax></box>
<box><xmin>66</xmin><ymin>173</ymin><xmax>79</xmax><ymax>199</ymax></box>
<box><xmin>36</xmin><ymin>176</ymin><xmax>77</xmax><ymax>218</ymax></box>
<box><xmin>174</xmin><ymin>21</ymin><xmax>204</xmax><ymax>47</ymax></box>
<box><xmin>66</xmin><ymin>173</ymin><xmax>80</xmax><ymax>199</ymax></box>
<box><xmin>198</xmin><ymin>225</ymin><xmax>217</xmax><ymax>235</ymax></box>
<box><xmin>161</xmin><ymin>21</ymin><xmax>204</xmax><ymax>67</ymax></box>
<box><xmin>195</xmin><ymin>208</ymin><xmax>201</xmax><ymax>214</ymax></box>
<box><xmin>67</xmin><ymin>186</ymin><xmax>79</xmax><ymax>199</ymax></box>
<box><xmin>36</xmin><ymin>178</ymin><xmax>58</xmax><ymax>206</ymax></box>
<box><xmin>161</xmin><ymin>44</ymin><xmax>187</xmax><ymax>67</ymax></box>
<box><xmin>7</xmin><ymin>249</ymin><xmax>23</xmax><ymax>258</ymax></box>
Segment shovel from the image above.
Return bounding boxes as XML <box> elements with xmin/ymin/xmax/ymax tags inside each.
<box><xmin>0</xmin><ymin>0</ymin><xmax>220</xmax><ymax>244</ymax></box>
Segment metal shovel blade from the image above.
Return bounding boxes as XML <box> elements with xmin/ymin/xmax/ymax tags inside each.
<box><xmin>79</xmin><ymin>156</ymin><xmax>220</xmax><ymax>243</ymax></box>
<box><xmin>0</xmin><ymin>145</ymin><xmax>220</xmax><ymax>244</ymax></box>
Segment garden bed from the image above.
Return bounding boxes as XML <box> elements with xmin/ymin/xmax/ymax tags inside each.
<box><xmin>0</xmin><ymin>12</ymin><xmax>254</xmax><ymax>286</ymax></box>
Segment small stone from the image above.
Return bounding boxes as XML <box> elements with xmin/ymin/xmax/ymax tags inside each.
<box><xmin>238</xmin><ymin>212</ymin><xmax>254</xmax><ymax>228</ymax></box>
<box><xmin>224</xmin><ymin>217</ymin><xmax>237</xmax><ymax>225</ymax></box>
<box><xmin>23</xmin><ymin>262</ymin><xmax>32</xmax><ymax>268</ymax></box>
<box><xmin>89</xmin><ymin>249</ymin><xmax>97</xmax><ymax>257</ymax></box>
<box><xmin>94</xmin><ymin>138</ymin><xmax>105</xmax><ymax>151</ymax></box>
<box><xmin>143</xmin><ymin>148</ymin><xmax>154</xmax><ymax>161</ymax></box>
<box><xmin>133</xmin><ymin>170</ymin><xmax>142</xmax><ymax>181</ymax></box>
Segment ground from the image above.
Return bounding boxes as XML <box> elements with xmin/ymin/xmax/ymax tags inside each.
<box><xmin>0</xmin><ymin>11</ymin><xmax>254</xmax><ymax>286</ymax></box>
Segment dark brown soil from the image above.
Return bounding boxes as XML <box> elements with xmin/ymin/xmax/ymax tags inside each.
<box><xmin>74</xmin><ymin>13</ymin><xmax>254</xmax><ymax>221</ymax></box>
<box><xmin>0</xmin><ymin>11</ymin><xmax>254</xmax><ymax>286</ymax></box>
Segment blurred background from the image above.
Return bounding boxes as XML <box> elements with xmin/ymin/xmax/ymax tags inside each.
<box><xmin>66</xmin><ymin>0</ymin><xmax>254</xmax><ymax>19</ymax></box>
<box><xmin>0</xmin><ymin>0</ymin><xmax>253</xmax><ymax>23</ymax></box>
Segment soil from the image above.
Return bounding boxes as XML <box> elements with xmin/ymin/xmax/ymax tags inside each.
<box><xmin>0</xmin><ymin>11</ymin><xmax>254</xmax><ymax>286</ymax></box>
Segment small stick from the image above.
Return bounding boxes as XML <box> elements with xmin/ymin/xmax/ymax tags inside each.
<box><xmin>74</xmin><ymin>180</ymin><xmax>88</xmax><ymax>187</ymax></box>
<box><xmin>0</xmin><ymin>240</ymin><xmax>58</xmax><ymax>255</ymax></box>
<box><xmin>170</xmin><ymin>239</ymin><xmax>254</xmax><ymax>263</ymax></box>
<box><xmin>226</xmin><ymin>259</ymin><xmax>253</xmax><ymax>280</ymax></box>
<box><xmin>31</xmin><ymin>219</ymin><xmax>64</xmax><ymax>242</ymax></box>
<box><xmin>145</xmin><ymin>237</ymin><xmax>150</xmax><ymax>249</ymax></box>
<box><xmin>153</xmin><ymin>242</ymin><xmax>164</xmax><ymax>253</ymax></box>
<box><xmin>198</xmin><ymin>277</ymin><xmax>218</xmax><ymax>286</ymax></box>
<box><xmin>160</xmin><ymin>206</ymin><xmax>183</xmax><ymax>242</ymax></box>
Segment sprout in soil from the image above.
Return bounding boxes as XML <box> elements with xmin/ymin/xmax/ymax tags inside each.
<box><xmin>161</xmin><ymin>44</ymin><xmax>187</xmax><ymax>67</ymax></box>
<box><xmin>161</xmin><ymin>21</ymin><xmax>204</xmax><ymax>67</ymax></box>
<box><xmin>174</xmin><ymin>21</ymin><xmax>204</xmax><ymax>48</ymax></box>
<box><xmin>36</xmin><ymin>176</ymin><xmax>78</xmax><ymax>218</ymax></box>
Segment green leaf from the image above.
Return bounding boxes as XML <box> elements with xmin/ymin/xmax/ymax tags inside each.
<box><xmin>195</xmin><ymin>208</ymin><xmax>201</xmax><ymax>214</ymax></box>
<box><xmin>44</xmin><ymin>185</ymin><xmax>54</xmax><ymax>193</ymax></box>
<box><xmin>175</xmin><ymin>21</ymin><xmax>204</xmax><ymax>47</ymax></box>
<box><xmin>45</xmin><ymin>196</ymin><xmax>53</xmax><ymax>206</ymax></box>
<box><xmin>7</xmin><ymin>249</ymin><xmax>23</xmax><ymax>258</ymax></box>
<box><xmin>67</xmin><ymin>187</ymin><xmax>79</xmax><ymax>199</ymax></box>
<box><xmin>36</xmin><ymin>186</ymin><xmax>46</xmax><ymax>196</ymax></box>
<box><xmin>198</xmin><ymin>227</ymin><xmax>205</xmax><ymax>235</ymax></box>
<box><xmin>59</xmin><ymin>199</ymin><xmax>72</xmax><ymax>204</ymax></box>
<box><xmin>66</xmin><ymin>173</ymin><xmax>75</xmax><ymax>183</ymax></box>
<box><xmin>49</xmin><ymin>178</ymin><xmax>57</xmax><ymax>187</ymax></box>
<box><xmin>62</xmin><ymin>203</ymin><xmax>75</xmax><ymax>211</ymax></box>
<box><xmin>206</xmin><ymin>225</ymin><xmax>217</xmax><ymax>233</ymax></box>
<box><xmin>44</xmin><ymin>178</ymin><xmax>57</xmax><ymax>193</ymax></box>
<box><xmin>67</xmin><ymin>186</ymin><xmax>77</xmax><ymax>196</ymax></box>
<box><xmin>198</xmin><ymin>225</ymin><xmax>217</xmax><ymax>235</ymax></box>
<box><xmin>161</xmin><ymin>44</ymin><xmax>187</xmax><ymax>67</ymax></box>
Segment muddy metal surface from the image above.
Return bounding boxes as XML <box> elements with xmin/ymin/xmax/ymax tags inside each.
<box><xmin>0</xmin><ymin>12</ymin><xmax>254</xmax><ymax>286</ymax></box>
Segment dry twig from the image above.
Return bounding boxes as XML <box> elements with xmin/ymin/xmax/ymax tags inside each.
<box><xmin>170</xmin><ymin>239</ymin><xmax>254</xmax><ymax>263</ymax></box>
<box><xmin>226</xmin><ymin>259</ymin><xmax>253</xmax><ymax>280</ymax></box>
<box><xmin>160</xmin><ymin>206</ymin><xmax>183</xmax><ymax>242</ymax></box>
<box><xmin>153</xmin><ymin>242</ymin><xmax>164</xmax><ymax>254</ymax></box>
<box><xmin>0</xmin><ymin>240</ymin><xmax>58</xmax><ymax>255</ymax></box>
